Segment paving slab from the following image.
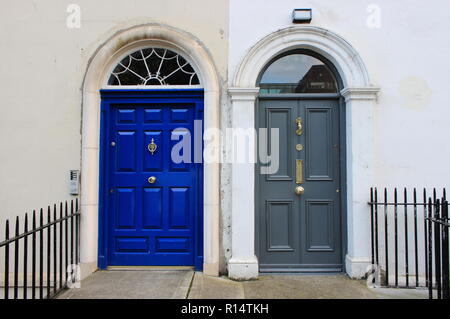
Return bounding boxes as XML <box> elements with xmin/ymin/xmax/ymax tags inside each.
<box><xmin>58</xmin><ymin>270</ymin><xmax>193</xmax><ymax>299</ymax></box>
<box><xmin>188</xmin><ymin>272</ymin><xmax>245</xmax><ymax>299</ymax></box>
<box><xmin>242</xmin><ymin>274</ymin><xmax>378</xmax><ymax>299</ymax></box>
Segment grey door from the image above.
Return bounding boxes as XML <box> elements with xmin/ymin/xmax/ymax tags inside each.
<box><xmin>256</xmin><ymin>98</ymin><xmax>342</xmax><ymax>272</ymax></box>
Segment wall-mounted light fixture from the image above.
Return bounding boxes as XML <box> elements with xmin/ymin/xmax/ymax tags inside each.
<box><xmin>292</xmin><ymin>9</ymin><xmax>312</xmax><ymax>24</ymax></box>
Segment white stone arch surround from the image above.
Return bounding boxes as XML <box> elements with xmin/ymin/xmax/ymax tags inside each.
<box><xmin>228</xmin><ymin>26</ymin><xmax>380</xmax><ymax>279</ymax></box>
<box><xmin>80</xmin><ymin>24</ymin><xmax>220</xmax><ymax>277</ymax></box>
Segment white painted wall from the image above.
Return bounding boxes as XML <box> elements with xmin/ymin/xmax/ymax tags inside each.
<box><xmin>228</xmin><ymin>0</ymin><xmax>450</xmax><ymax>277</ymax></box>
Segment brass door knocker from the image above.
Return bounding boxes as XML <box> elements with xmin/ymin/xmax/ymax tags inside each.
<box><xmin>295</xmin><ymin>117</ymin><xmax>303</xmax><ymax>136</ymax></box>
<box><xmin>148</xmin><ymin>138</ymin><xmax>157</xmax><ymax>155</ymax></box>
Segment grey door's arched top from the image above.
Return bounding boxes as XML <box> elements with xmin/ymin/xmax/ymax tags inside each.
<box><xmin>259</xmin><ymin>51</ymin><xmax>338</xmax><ymax>94</ymax></box>
<box><xmin>107</xmin><ymin>48</ymin><xmax>200</xmax><ymax>86</ymax></box>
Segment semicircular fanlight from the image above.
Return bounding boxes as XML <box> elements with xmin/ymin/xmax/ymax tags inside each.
<box><xmin>107</xmin><ymin>48</ymin><xmax>200</xmax><ymax>86</ymax></box>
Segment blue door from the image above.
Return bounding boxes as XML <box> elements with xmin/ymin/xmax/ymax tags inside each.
<box><xmin>99</xmin><ymin>90</ymin><xmax>203</xmax><ymax>269</ymax></box>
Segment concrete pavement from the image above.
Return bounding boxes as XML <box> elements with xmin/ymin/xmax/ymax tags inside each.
<box><xmin>58</xmin><ymin>270</ymin><xmax>429</xmax><ymax>299</ymax></box>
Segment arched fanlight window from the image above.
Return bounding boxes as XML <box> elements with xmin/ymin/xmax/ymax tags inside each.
<box><xmin>107</xmin><ymin>48</ymin><xmax>200</xmax><ymax>86</ymax></box>
<box><xmin>259</xmin><ymin>52</ymin><xmax>338</xmax><ymax>94</ymax></box>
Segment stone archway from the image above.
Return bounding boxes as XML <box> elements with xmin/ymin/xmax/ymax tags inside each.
<box><xmin>228</xmin><ymin>26</ymin><xmax>380</xmax><ymax>279</ymax></box>
<box><xmin>79</xmin><ymin>23</ymin><xmax>221</xmax><ymax>278</ymax></box>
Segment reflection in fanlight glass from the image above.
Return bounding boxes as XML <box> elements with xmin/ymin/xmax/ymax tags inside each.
<box><xmin>259</xmin><ymin>53</ymin><xmax>337</xmax><ymax>94</ymax></box>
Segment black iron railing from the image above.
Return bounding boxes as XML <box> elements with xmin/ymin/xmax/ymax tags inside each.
<box><xmin>426</xmin><ymin>198</ymin><xmax>449</xmax><ymax>299</ymax></box>
<box><xmin>368</xmin><ymin>188</ymin><xmax>449</xmax><ymax>299</ymax></box>
<box><xmin>0</xmin><ymin>199</ymin><xmax>80</xmax><ymax>299</ymax></box>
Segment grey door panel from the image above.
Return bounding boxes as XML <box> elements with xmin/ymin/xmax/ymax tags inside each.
<box><xmin>257</xmin><ymin>98</ymin><xmax>342</xmax><ymax>271</ymax></box>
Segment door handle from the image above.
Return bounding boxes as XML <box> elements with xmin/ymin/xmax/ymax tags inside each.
<box><xmin>295</xmin><ymin>117</ymin><xmax>302</xmax><ymax>135</ymax></box>
<box><xmin>294</xmin><ymin>186</ymin><xmax>305</xmax><ymax>195</ymax></box>
<box><xmin>148</xmin><ymin>176</ymin><xmax>156</xmax><ymax>184</ymax></box>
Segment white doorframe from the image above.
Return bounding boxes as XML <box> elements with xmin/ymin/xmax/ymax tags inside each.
<box><xmin>79</xmin><ymin>23</ymin><xmax>221</xmax><ymax>278</ymax></box>
<box><xmin>228</xmin><ymin>26</ymin><xmax>380</xmax><ymax>280</ymax></box>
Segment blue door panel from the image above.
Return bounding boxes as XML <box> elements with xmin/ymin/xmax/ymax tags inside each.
<box><xmin>116</xmin><ymin>131</ymin><xmax>137</xmax><ymax>172</ymax></box>
<box><xmin>115</xmin><ymin>188</ymin><xmax>136</xmax><ymax>229</ymax></box>
<box><xmin>142</xmin><ymin>187</ymin><xmax>163</xmax><ymax>228</ymax></box>
<box><xmin>99</xmin><ymin>90</ymin><xmax>204</xmax><ymax>269</ymax></box>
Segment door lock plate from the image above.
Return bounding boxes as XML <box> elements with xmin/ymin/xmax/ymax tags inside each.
<box><xmin>296</xmin><ymin>159</ymin><xmax>304</xmax><ymax>184</ymax></box>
